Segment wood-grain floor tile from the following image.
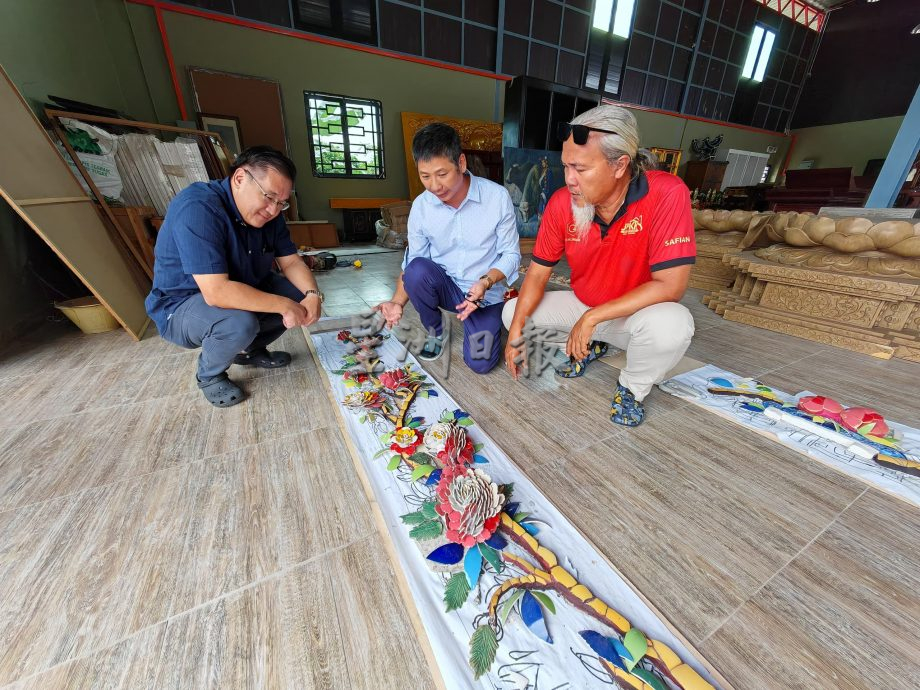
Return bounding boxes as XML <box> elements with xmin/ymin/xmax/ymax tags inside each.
<box><xmin>331</xmin><ymin>536</ymin><xmax>435</xmax><ymax>690</ymax></box>
<box><xmin>0</xmin><ymin>429</ymin><xmax>371</xmax><ymax>684</ymax></box>
<box><xmin>686</xmin><ymin>319</ymin><xmax>828</xmax><ymax>378</ymax></box>
<box><xmin>10</xmin><ymin>560</ymin><xmax>351</xmax><ymax>690</ymax></box>
<box><xmin>0</xmin><ymin>392</ymin><xmax>209</xmax><ymax>511</ymax></box>
<box><xmin>529</xmin><ymin>405</ymin><xmax>866</xmax><ymax>643</ymax></box>
<box><xmin>204</xmin><ymin>366</ymin><xmax>336</xmax><ymax>457</ymax></box>
<box><xmin>700</xmin><ymin>489</ymin><xmax>920</xmax><ymax>690</ymax></box>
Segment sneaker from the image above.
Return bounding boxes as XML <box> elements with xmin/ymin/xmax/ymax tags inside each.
<box><xmin>610</xmin><ymin>383</ymin><xmax>645</xmax><ymax>426</ymax></box>
<box><xmin>554</xmin><ymin>341</ymin><xmax>608</xmax><ymax>378</ymax></box>
<box><xmin>416</xmin><ymin>340</ymin><xmax>444</xmax><ymax>361</ymax></box>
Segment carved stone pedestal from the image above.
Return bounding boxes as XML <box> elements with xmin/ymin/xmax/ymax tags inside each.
<box><xmin>705</xmin><ymin>250</ymin><xmax>920</xmax><ymax>362</ymax></box>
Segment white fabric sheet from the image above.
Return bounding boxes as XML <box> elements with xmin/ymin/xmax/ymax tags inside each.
<box><xmin>663</xmin><ymin>365</ymin><xmax>920</xmax><ymax>508</ymax></box>
<box><xmin>311</xmin><ymin>330</ymin><xmax>718</xmax><ymax>690</ymax></box>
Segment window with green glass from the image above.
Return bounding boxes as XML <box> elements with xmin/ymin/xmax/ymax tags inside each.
<box><xmin>304</xmin><ymin>91</ymin><xmax>385</xmax><ymax>179</ymax></box>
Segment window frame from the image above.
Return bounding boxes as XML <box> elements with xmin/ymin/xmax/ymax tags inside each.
<box><xmin>742</xmin><ymin>24</ymin><xmax>776</xmax><ymax>83</ymax></box>
<box><xmin>304</xmin><ymin>90</ymin><xmax>386</xmax><ymax>180</ymax></box>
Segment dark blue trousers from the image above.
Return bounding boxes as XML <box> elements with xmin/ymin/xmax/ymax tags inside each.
<box><xmin>163</xmin><ymin>273</ymin><xmax>303</xmax><ymax>381</ymax></box>
<box><xmin>402</xmin><ymin>257</ymin><xmax>503</xmax><ymax>374</ymax></box>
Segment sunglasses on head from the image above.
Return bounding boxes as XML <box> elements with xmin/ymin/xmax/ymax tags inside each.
<box><xmin>557</xmin><ymin>122</ymin><xmax>620</xmax><ymax>145</ymax></box>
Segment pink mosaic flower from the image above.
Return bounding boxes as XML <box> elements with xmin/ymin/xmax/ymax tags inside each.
<box><xmin>435</xmin><ymin>465</ymin><xmax>504</xmax><ymax>547</ymax></box>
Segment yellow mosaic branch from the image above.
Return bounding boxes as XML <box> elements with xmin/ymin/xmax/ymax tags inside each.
<box><xmin>497</xmin><ymin>513</ymin><xmax>713</xmax><ymax>690</ymax></box>
<box><xmin>395</xmin><ymin>382</ymin><xmax>421</xmax><ymax>428</ymax></box>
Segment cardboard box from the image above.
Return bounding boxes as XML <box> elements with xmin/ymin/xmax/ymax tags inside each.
<box><xmin>287</xmin><ymin>221</ymin><xmax>340</xmax><ymax>249</ymax></box>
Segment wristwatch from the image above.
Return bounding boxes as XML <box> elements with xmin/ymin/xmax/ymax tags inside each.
<box><xmin>479</xmin><ymin>274</ymin><xmax>495</xmax><ymax>289</ymax></box>
<box><xmin>303</xmin><ymin>289</ymin><xmax>324</xmax><ymax>303</ymax></box>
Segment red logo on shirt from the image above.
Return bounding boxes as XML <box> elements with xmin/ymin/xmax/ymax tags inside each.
<box><xmin>621</xmin><ymin>215</ymin><xmax>643</xmax><ymax>235</ymax></box>
<box><xmin>565</xmin><ymin>223</ymin><xmax>581</xmax><ymax>242</ymax></box>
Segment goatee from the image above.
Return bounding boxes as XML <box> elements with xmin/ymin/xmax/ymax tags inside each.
<box><xmin>571</xmin><ymin>197</ymin><xmax>596</xmax><ymax>239</ymax></box>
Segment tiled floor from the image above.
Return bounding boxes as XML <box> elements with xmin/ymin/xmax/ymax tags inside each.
<box><xmin>0</xmin><ymin>249</ymin><xmax>917</xmax><ymax>689</ymax></box>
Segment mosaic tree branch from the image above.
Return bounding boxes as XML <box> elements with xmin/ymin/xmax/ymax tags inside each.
<box><xmin>493</xmin><ymin>514</ymin><xmax>713</xmax><ymax>690</ymax></box>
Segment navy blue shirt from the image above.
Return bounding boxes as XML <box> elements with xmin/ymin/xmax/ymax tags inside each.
<box><xmin>145</xmin><ymin>178</ymin><xmax>297</xmax><ymax>334</ymax></box>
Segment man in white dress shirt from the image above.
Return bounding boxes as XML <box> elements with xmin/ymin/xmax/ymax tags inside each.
<box><xmin>375</xmin><ymin>123</ymin><xmax>520</xmax><ymax>373</ymax></box>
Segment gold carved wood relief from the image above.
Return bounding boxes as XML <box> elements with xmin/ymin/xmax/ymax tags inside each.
<box><xmin>400</xmin><ymin>112</ymin><xmax>503</xmax><ymax>199</ymax></box>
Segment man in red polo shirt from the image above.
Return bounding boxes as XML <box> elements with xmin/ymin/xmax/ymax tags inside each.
<box><xmin>503</xmin><ymin>104</ymin><xmax>695</xmax><ymax>426</ymax></box>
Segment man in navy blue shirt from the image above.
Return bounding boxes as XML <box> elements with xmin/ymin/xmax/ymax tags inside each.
<box><xmin>146</xmin><ymin>146</ymin><xmax>323</xmax><ymax>407</ymax></box>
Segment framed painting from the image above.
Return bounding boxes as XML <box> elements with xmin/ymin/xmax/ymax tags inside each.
<box><xmin>649</xmin><ymin>146</ymin><xmax>682</xmax><ymax>175</ymax></box>
<box><xmin>196</xmin><ymin>112</ymin><xmax>244</xmax><ymax>159</ymax></box>
<box><xmin>502</xmin><ymin>147</ymin><xmax>565</xmax><ymax>238</ymax></box>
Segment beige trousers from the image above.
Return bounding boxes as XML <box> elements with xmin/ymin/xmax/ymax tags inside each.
<box><xmin>502</xmin><ymin>291</ymin><xmax>695</xmax><ymax>401</ymax></box>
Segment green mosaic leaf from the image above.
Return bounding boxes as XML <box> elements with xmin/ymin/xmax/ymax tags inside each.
<box><xmin>409</xmin><ymin>519</ymin><xmax>443</xmax><ymax>541</ymax></box>
<box><xmin>410</xmin><ymin>464</ymin><xmax>435</xmax><ymax>481</ymax></box>
<box><xmin>530</xmin><ymin>591</ymin><xmax>556</xmax><ymax>615</ymax></box>
<box><xmin>630</xmin><ymin>668</ymin><xmax>666</xmax><ymax>690</ymax></box>
<box><xmin>458</xmin><ymin>418</ymin><xmax>474</xmax><ymax>427</ymax></box>
<box><xmin>469</xmin><ymin>624</ymin><xmax>499</xmax><ymax>679</ymax></box>
<box><xmin>478</xmin><ymin>542</ymin><xmax>504</xmax><ymax>574</ymax></box>
<box><xmin>400</xmin><ymin>510</ymin><xmax>426</xmax><ymax>525</ymax></box>
<box><xmin>623</xmin><ymin>628</ymin><xmax>648</xmax><ymax>672</ymax></box>
<box><xmin>499</xmin><ymin>588</ymin><xmax>526</xmax><ymax>624</ymax></box>
<box><xmin>420</xmin><ymin>501</ymin><xmax>438</xmax><ymax>520</ymax></box>
<box><xmin>386</xmin><ymin>456</ymin><xmax>402</xmax><ymax>471</ymax></box>
<box><xmin>444</xmin><ymin>572</ymin><xmax>471</xmax><ymax>612</ymax></box>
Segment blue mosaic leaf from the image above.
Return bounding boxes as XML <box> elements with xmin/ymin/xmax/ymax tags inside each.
<box><xmin>710</xmin><ymin>377</ymin><xmax>734</xmax><ymax>388</ymax></box>
<box><xmin>521</xmin><ymin>591</ymin><xmax>552</xmax><ymax>643</ymax></box>
<box><xmin>425</xmin><ymin>469</ymin><xmax>443</xmax><ymax>486</ymax></box>
<box><xmin>464</xmin><ymin>545</ymin><xmax>483</xmax><ymax>588</ymax></box>
<box><xmin>485</xmin><ymin>532</ymin><xmax>507</xmax><ymax>550</ymax></box>
<box><xmin>473</xmin><ymin>454</ymin><xmax>489</xmax><ymax>464</ymax></box>
<box><xmin>579</xmin><ymin>631</ymin><xmax>626</xmax><ymax>670</ymax></box>
<box><xmin>504</xmin><ymin>502</ymin><xmax>520</xmax><ymax>517</ymax></box>
<box><xmin>426</xmin><ymin>543</ymin><xmax>464</xmax><ymax>565</ymax></box>
<box><xmin>522</xmin><ymin>522</ymin><xmax>540</xmax><ymax>536</ymax></box>
<box><xmin>428</xmin><ymin>389</ymin><xmax>439</xmax><ymax>397</ymax></box>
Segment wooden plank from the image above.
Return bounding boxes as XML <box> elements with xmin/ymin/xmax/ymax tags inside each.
<box><xmin>329</xmin><ymin>197</ymin><xmax>404</xmax><ymax>209</ymax></box>
<box><xmin>16</xmin><ymin>196</ymin><xmax>89</xmax><ymax>207</ymax></box>
<box><xmin>0</xmin><ymin>67</ymin><xmax>150</xmax><ymax>340</ymax></box>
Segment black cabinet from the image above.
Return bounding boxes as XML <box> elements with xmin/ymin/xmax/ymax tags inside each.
<box><xmin>343</xmin><ymin>209</ymin><xmax>381</xmax><ymax>243</ymax></box>
<box><xmin>503</xmin><ymin>77</ymin><xmax>600</xmax><ymax>152</ymax></box>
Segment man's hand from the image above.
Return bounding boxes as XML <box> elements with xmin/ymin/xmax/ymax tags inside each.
<box><xmin>374</xmin><ymin>300</ymin><xmax>404</xmax><ymax>328</ymax></box>
<box><xmin>281</xmin><ymin>299</ymin><xmax>310</xmax><ymax>329</ymax></box>
<box><xmin>504</xmin><ymin>327</ymin><xmax>527</xmax><ymax>381</ymax></box>
<box><xmin>300</xmin><ymin>293</ymin><xmax>322</xmax><ymax>326</ymax></box>
<box><xmin>566</xmin><ymin>310</ymin><xmax>598</xmax><ymax>362</ymax></box>
<box><xmin>455</xmin><ymin>279</ymin><xmax>488</xmax><ymax>322</ymax></box>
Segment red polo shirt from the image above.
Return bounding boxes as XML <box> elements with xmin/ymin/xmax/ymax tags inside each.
<box><xmin>532</xmin><ymin>170</ymin><xmax>695</xmax><ymax>307</ymax></box>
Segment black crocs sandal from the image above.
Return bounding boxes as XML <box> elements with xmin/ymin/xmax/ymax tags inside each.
<box><xmin>198</xmin><ymin>373</ymin><xmax>245</xmax><ymax>408</ymax></box>
<box><xmin>232</xmin><ymin>348</ymin><xmax>292</xmax><ymax>368</ymax></box>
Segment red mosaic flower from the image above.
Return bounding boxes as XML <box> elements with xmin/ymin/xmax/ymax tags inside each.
<box><xmin>840</xmin><ymin>407</ymin><xmax>890</xmax><ymax>438</ymax></box>
<box><xmin>797</xmin><ymin>395</ymin><xmax>844</xmax><ymax>421</ymax></box>
<box><xmin>337</xmin><ymin>330</ymin><xmax>352</xmax><ymax>342</ymax></box>
<box><xmin>436</xmin><ymin>432</ymin><xmax>475</xmax><ymax>469</ymax></box>
<box><xmin>378</xmin><ymin>368</ymin><xmax>412</xmax><ymax>391</ymax></box>
<box><xmin>435</xmin><ymin>465</ymin><xmax>504</xmax><ymax>547</ymax></box>
<box><xmin>343</xmin><ymin>370</ymin><xmax>370</xmax><ymax>385</ymax></box>
<box><xmin>390</xmin><ymin>426</ymin><xmax>424</xmax><ymax>456</ymax></box>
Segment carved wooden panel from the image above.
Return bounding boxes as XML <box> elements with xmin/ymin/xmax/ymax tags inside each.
<box><xmin>400</xmin><ymin>112</ymin><xmax>502</xmax><ymax>200</ymax></box>
<box><xmin>759</xmin><ymin>284</ymin><xmax>880</xmax><ymax>327</ymax></box>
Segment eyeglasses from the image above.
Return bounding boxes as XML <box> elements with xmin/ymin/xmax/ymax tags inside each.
<box><xmin>557</xmin><ymin>122</ymin><xmax>620</xmax><ymax>145</ymax></box>
<box><xmin>244</xmin><ymin>168</ymin><xmax>290</xmax><ymax>211</ymax></box>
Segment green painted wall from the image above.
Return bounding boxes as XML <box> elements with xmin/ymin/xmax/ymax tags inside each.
<box><xmin>0</xmin><ymin>0</ymin><xmax>154</xmax><ymax>119</ymax></box>
<box><xmin>788</xmin><ymin>116</ymin><xmax>904</xmax><ymax>174</ymax></box>
<box><xmin>127</xmin><ymin>9</ymin><xmax>503</xmax><ymax>226</ymax></box>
